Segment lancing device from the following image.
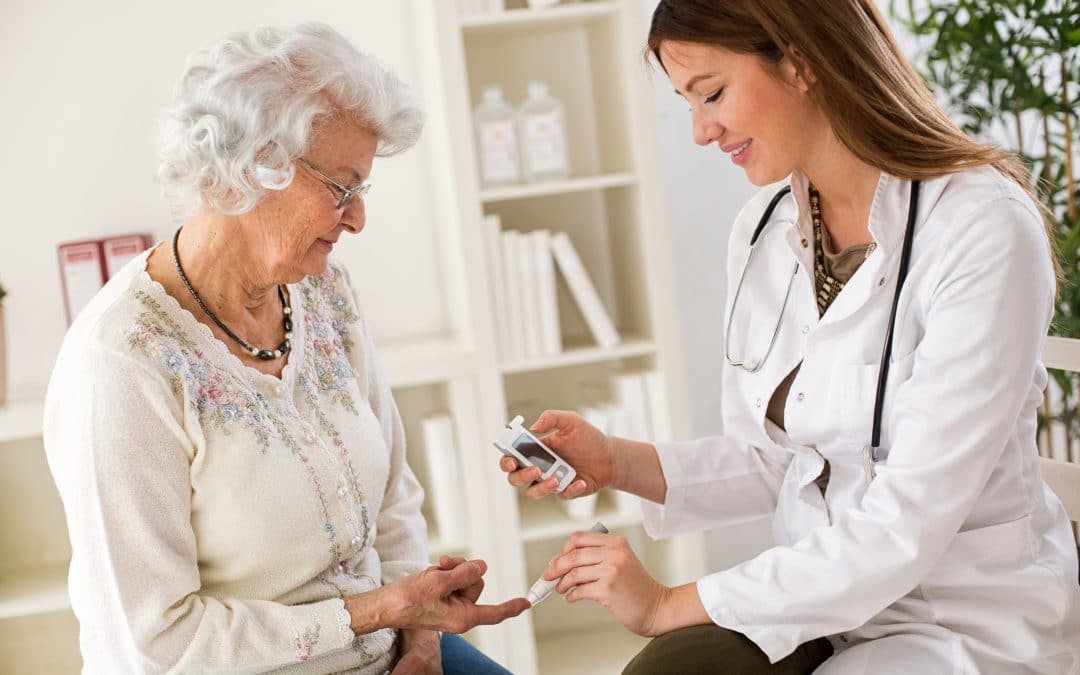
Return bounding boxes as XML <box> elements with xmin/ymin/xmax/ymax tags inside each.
<box><xmin>526</xmin><ymin>522</ymin><xmax>609</xmax><ymax>606</ymax></box>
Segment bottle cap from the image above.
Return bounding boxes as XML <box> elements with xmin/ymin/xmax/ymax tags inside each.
<box><xmin>483</xmin><ymin>85</ymin><xmax>503</xmax><ymax>103</ymax></box>
<box><xmin>527</xmin><ymin>80</ymin><xmax>549</xmax><ymax>99</ymax></box>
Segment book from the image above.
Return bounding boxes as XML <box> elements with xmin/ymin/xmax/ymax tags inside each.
<box><xmin>57</xmin><ymin>241</ymin><xmax>107</xmax><ymax>325</ymax></box>
<box><xmin>500</xmin><ymin>231</ymin><xmax>527</xmax><ymax>363</ymax></box>
<box><xmin>103</xmin><ymin>234</ymin><xmax>151</xmax><ymax>278</ymax></box>
<box><xmin>642</xmin><ymin>371</ymin><xmax>673</xmax><ymax>443</ymax></box>
<box><xmin>613</xmin><ymin>372</ymin><xmax>650</xmax><ymax>441</ymax></box>
<box><xmin>517</xmin><ymin>230</ymin><xmax>543</xmax><ymax>360</ymax></box>
<box><xmin>483</xmin><ymin>214</ymin><xmax>516</xmax><ymax>362</ymax></box>
<box><xmin>529</xmin><ymin>229</ymin><xmax>561</xmax><ymax>356</ymax></box>
<box><xmin>549</xmin><ymin>232</ymin><xmax>620</xmax><ymax>349</ymax></box>
<box><xmin>419</xmin><ymin>415</ymin><xmax>467</xmax><ymax>544</ymax></box>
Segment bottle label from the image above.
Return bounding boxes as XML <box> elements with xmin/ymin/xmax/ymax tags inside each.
<box><xmin>523</xmin><ymin>111</ymin><xmax>567</xmax><ymax>175</ymax></box>
<box><xmin>479</xmin><ymin>120</ymin><xmax>519</xmax><ymax>183</ymax></box>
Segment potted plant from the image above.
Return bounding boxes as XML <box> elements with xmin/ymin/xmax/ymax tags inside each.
<box><xmin>892</xmin><ymin>0</ymin><xmax>1079</xmax><ymax>460</ymax></box>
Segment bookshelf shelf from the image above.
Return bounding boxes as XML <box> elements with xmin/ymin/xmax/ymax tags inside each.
<box><xmin>479</xmin><ymin>173</ymin><xmax>637</xmax><ymax>203</ymax></box>
<box><xmin>0</xmin><ymin>561</ymin><xmax>70</xmax><ymax>620</ymax></box>
<box><xmin>0</xmin><ymin>400</ymin><xmax>45</xmax><ymax>445</ymax></box>
<box><xmin>500</xmin><ymin>337</ymin><xmax>656</xmax><ymax>375</ymax></box>
<box><xmin>536</xmin><ymin>625</ymin><xmax>649</xmax><ymax>675</ymax></box>
<box><xmin>461</xmin><ymin>2</ymin><xmax>619</xmax><ymax>36</ymax></box>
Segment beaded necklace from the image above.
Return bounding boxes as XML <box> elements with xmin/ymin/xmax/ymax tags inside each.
<box><xmin>809</xmin><ymin>184</ymin><xmax>876</xmax><ymax>316</ymax></box>
<box><xmin>171</xmin><ymin>227</ymin><xmax>293</xmax><ymax>361</ymax></box>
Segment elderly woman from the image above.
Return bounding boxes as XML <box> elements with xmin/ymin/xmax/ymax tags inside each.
<box><xmin>43</xmin><ymin>23</ymin><xmax>526</xmax><ymax>674</ymax></box>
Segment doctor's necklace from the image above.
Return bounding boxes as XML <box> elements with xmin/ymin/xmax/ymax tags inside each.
<box><xmin>171</xmin><ymin>227</ymin><xmax>293</xmax><ymax>361</ymax></box>
<box><xmin>809</xmin><ymin>184</ymin><xmax>876</xmax><ymax>316</ymax></box>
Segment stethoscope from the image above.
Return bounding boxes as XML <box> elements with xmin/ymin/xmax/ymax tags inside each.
<box><xmin>724</xmin><ymin>180</ymin><xmax>922</xmax><ymax>481</ymax></box>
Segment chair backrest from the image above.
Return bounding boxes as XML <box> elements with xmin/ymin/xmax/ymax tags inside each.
<box><xmin>1040</xmin><ymin>336</ymin><xmax>1080</xmax><ymax>522</ymax></box>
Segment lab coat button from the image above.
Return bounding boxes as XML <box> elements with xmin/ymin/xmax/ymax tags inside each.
<box><xmin>275</xmin><ymin>385</ymin><xmax>284</xmax><ymax>395</ymax></box>
<box><xmin>338</xmin><ymin>485</ymin><xmax>348</xmax><ymax>497</ymax></box>
<box><xmin>801</xmin><ymin>325</ymin><xmax>810</xmax><ymax>335</ymax></box>
<box><xmin>755</xmin><ymin>398</ymin><xmax>763</xmax><ymax>408</ymax></box>
<box><xmin>878</xmin><ymin>277</ymin><xmax>886</xmax><ymax>286</ymax></box>
<box><xmin>796</xmin><ymin>392</ymin><xmax>805</xmax><ymax>402</ymax></box>
<box><xmin>351</xmin><ymin>536</ymin><xmax>362</xmax><ymax>549</ymax></box>
<box><xmin>800</xmin><ymin>238</ymin><xmax>809</xmax><ymax>248</ymax></box>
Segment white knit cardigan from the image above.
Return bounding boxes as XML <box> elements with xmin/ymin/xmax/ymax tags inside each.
<box><xmin>44</xmin><ymin>251</ymin><xmax>428</xmax><ymax>674</ymax></box>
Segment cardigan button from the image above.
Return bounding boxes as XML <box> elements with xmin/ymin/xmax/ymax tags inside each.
<box><xmin>796</xmin><ymin>393</ymin><xmax>805</xmax><ymax>402</ymax></box>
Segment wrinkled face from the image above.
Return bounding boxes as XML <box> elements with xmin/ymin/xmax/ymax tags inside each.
<box><xmin>660</xmin><ymin>41</ymin><xmax>820</xmax><ymax>186</ymax></box>
<box><xmin>245</xmin><ymin>116</ymin><xmax>377</xmax><ymax>282</ymax></box>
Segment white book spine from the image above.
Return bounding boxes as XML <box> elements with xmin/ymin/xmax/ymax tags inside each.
<box><xmin>530</xmin><ymin>229</ymin><xmax>561</xmax><ymax>356</ymax></box>
<box><xmin>642</xmin><ymin>371</ymin><xmax>673</xmax><ymax>443</ymax></box>
<box><xmin>613</xmin><ymin>372</ymin><xmax>650</xmax><ymax>441</ymax></box>
<box><xmin>602</xmin><ymin>404</ymin><xmax>641</xmax><ymax>515</ymax></box>
<box><xmin>549</xmin><ymin>232</ymin><xmax>620</xmax><ymax>349</ymax></box>
<box><xmin>501</xmin><ymin>231</ymin><xmax>527</xmax><ymax>363</ymax></box>
<box><xmin>484</xmin><ymin>214</ymin><xmax>515</xmax><ymax>362</ymax></box>
<box><xmin>517</xmin><ymin>231</ymin><xmax>543</xmax><ymax>360</ymax></box>
<box><xmin>457</xmin><ymin>0</ymin><xmax>487</xmax><ymax>18</ymax></box>
<box><xmin>420</xmin><ymin>415</ymin><xmax>466</xmax><ymax>544</ymax></box>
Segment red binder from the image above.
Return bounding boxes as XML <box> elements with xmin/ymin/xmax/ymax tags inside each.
<box><xmin>57</xmin><ymin>233</ymin><xmax>151</xmax><ymax>325</ymax></box>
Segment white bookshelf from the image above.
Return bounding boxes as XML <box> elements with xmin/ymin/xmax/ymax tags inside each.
<box><xmin>0</xmin><ymin>2</ymin><xmax>705</xmax><ymax>673</ymax></box>
<box><xmin>409</xmin><ymin>1</ymin><xmax>706</xmax><ymax>672</ymax></box>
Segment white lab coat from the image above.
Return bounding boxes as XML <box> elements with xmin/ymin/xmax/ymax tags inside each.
<box><xmin>643</xmin><ymin>167</ymin><xmax>1080</xmax><ymax>673</ymax></box>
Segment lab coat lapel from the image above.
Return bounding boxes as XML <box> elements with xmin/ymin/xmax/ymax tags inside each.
<box><xmin>813</xmin><ymin>173</ymin><xmax>914</xmax><ymax>329</ymax></box>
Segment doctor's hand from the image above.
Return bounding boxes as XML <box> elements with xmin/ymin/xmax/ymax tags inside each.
<box><xmin>545</xmin><ymin>530</ymin><xmax>671</xmax><ymax>637</ymax></box>
<box><xmin>499</xmin><ymin>409</ymin><xmax>616</xmax><ymax>500</ymax></box>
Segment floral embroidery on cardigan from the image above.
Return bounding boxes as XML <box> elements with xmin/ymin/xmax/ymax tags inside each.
<box><xmin>294</xmin><ymin>623</ymin><xmax>321</xmax><ymax>662</ymax></box>
<box><xmin>298</xmin><ymin>265</ymin><xmax>362</xmax><ymax>416</ymax></box>
<box><xmin>127</xmin><ymin>291</ymin><xmax>275</xmax><ymax>452</ymax></box>
<box><xmin>298</xmin><ymin>264</ymin><xmax>372</xmax><ymax>555</ymax></box>
<box><xmin>126</xmin><ymin>288</ymin><xmax>343</xmax><ymax>562</ymax></box>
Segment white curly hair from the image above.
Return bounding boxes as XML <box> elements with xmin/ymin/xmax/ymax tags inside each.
<box><xmin>157</xmin><ymin>22</ymin><xmax>423</xmax><ymax>220</ymax></box>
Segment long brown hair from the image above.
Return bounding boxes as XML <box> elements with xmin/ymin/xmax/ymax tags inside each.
<box><xmin>646</xmin><ymin>0</ymin><xmax>1058</xmax><ymax>279</ymax></box>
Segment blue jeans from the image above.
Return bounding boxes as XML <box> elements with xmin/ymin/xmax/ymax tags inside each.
<box><xmin>440</xmin><ymin>633</ymin><xmax>512</xmax><ymax>675</ymax></box>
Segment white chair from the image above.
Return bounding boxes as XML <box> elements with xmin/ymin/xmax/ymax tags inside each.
<box><xmin>1039</xmin><ymin>337</ymin><xmax>1080</xmax><ymax>525</ymax></box>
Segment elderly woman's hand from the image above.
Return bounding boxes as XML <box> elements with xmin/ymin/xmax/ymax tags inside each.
<box><xmin>392</xmin><ymin>628</ymin><xmax>441</xmax><ymax>675</ymax></box>
<box><xmin>346</xmin><ymin>557</ymin><xmax>528</xmax><ymax>636</ymax></box>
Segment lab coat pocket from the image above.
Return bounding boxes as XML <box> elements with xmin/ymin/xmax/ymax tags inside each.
<box><xmin>921</xmin><ymin>516</ymin><xmax>1066</xmax><ymax>641</ymax></box>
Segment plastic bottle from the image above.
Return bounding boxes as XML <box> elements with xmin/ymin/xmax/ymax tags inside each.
<box><xmin>474</xmin><ymin>85</ymin><xmax>521</xmax><ymax>187</ymax></box>
<box><xmin>518</xmin><ymin>81</ymin><xmax>570</xmax><ymax>182</ymax></box>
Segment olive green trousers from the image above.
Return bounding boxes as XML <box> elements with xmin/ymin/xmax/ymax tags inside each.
<box><xmin>623</xmin><ymin>625</ymin><xmax>833</xmax><ymax>674</ymax></box>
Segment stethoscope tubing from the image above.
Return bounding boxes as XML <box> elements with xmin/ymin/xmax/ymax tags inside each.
<box><xmin>730</xmin><ymin>180</ymin><xmax>922</xmax><ymax>462</ymax></box>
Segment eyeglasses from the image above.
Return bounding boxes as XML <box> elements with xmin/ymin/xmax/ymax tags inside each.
<box><xmin>296</xmin><ymin>158</ymin><xmax>372</xmax><ymax>210</ymax></box>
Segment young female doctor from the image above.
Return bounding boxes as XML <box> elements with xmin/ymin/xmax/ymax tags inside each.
<box><xmin>499</xmin><ymin>1</ymin><xmax>1080</xmax><ymax>672</ymax></box>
